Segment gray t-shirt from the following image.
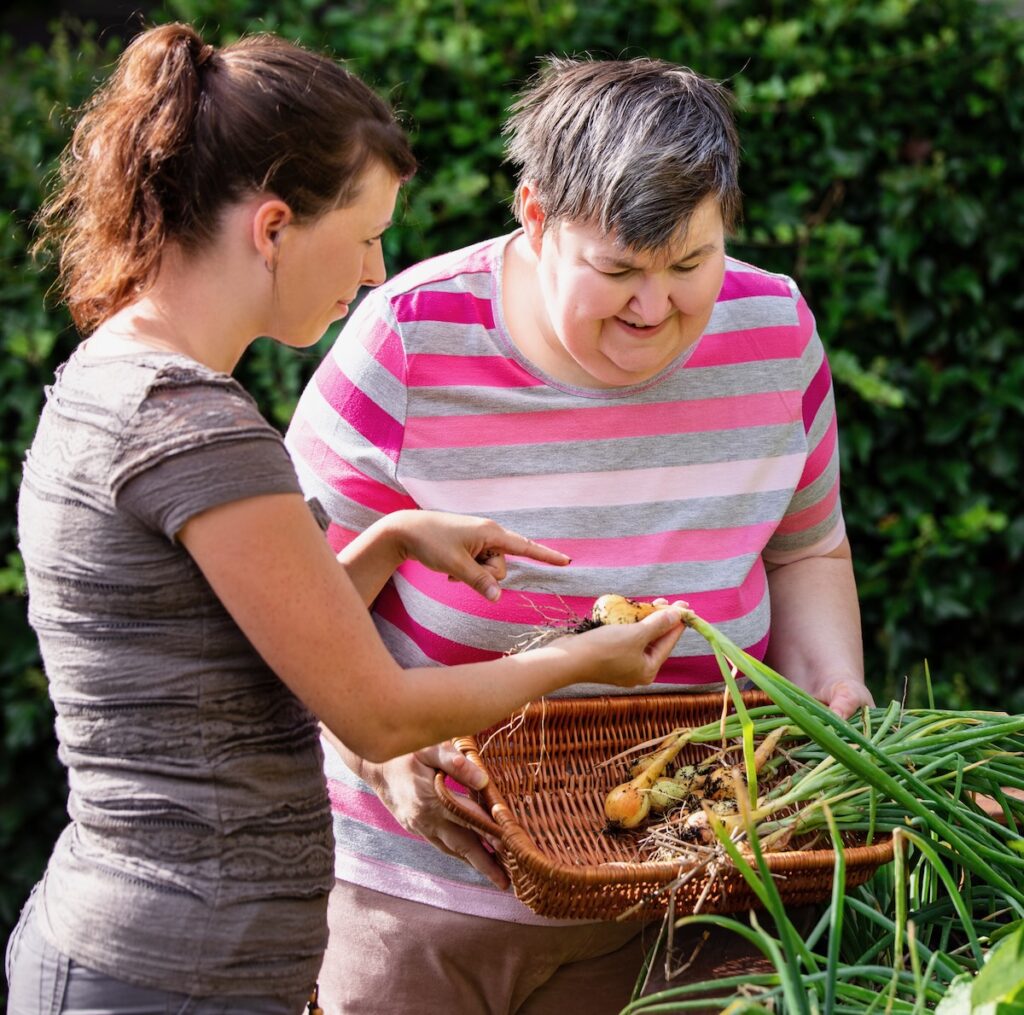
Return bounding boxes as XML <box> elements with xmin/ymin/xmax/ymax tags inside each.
<box><xmin>17</xmin><ymin>349</ymin><xmax>333</xmax><ymax>997</ymax></box>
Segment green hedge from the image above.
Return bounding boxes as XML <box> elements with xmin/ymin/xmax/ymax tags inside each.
<box><xmin>2</xmin><ymin>0</ymin><xmax>1022</xmax><ymax>951</ymax></box>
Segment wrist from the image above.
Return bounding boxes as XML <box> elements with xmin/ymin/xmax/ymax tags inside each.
<box><xmin>374</xmin><ymin>510</ymin><xmax>415</xmax><ymax>568</ymax></box>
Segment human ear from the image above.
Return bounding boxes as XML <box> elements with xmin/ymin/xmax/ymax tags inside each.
<box><xmin>252</xmin><ymin>199</ymin><xmax>294</xmax><ymax>270</ymax></box>
<box><xmin>519</xmin><ymin>182</ymin><xmax>546</xmax><ymax>256</ymax></box>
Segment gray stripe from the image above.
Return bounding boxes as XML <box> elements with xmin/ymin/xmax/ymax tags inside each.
<box><xmin>404</xmin><ymin>319</ymin><xmax>505</xmax><ymax>358</ymax></box>
<box><xmin>397</xmin><ymin>424</ymin><xmax>806</xmax><ymax>481</ymax></box>
<box><xmin>769</xmin><ymin>503</ymin><xmax>844</xmax><ymax>554</ymax></box>
<box><xmin>332</xmin><ymin>813</ymin><xmax>492</xmax><ymax>886</ymax></box>
<box><xmin>706</xmin><ymin>292</ymin><xmax>798</xmax><ymax>334</ymax></box>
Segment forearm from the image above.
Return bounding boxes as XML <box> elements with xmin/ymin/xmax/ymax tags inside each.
<box><xmin>334</xmin><ymin>511</ymin><xmax>410</xmax><ymax>605</ymax></box>
<box><xmin>763</xmin><ymin>539</ymin><xmax>865</xmax><ymax>699</ymax></box>
<box><xmin>365</xmin><ymin>642</ymin><xmax>597</xmax><ymax>761</ymax></box>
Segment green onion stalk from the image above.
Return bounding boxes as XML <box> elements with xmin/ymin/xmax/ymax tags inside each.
<box><xmin>619</xmin><ymin>610</ymin><xmax>1024</xmax><ymax>1014</ymax></box>
<box><xmin>675</xmin><ymin>608</ymin><xmax>1024</xmax><ymax>905</ymax></box>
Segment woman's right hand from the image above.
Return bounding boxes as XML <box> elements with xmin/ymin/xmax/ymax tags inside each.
<box><xmin>357</xmin><ymin>742</ymin><xmax>511</xmax><ymax>890</ymax></box>
<box><xmin>551</xmin><ymin>606</ymin><xmax>687</xmax><ymax>688</ymax></box>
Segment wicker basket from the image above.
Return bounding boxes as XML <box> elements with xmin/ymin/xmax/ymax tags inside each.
<box><xmin>434</xmin><ymin>691</ymin><xmax>894</xmax><ymax>921</ymax></box>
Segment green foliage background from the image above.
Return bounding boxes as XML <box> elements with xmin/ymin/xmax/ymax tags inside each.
<box><xmin>2</xmin><ymin>0</ymin><xmax>1022</xmax><ymax>954</ymax></box>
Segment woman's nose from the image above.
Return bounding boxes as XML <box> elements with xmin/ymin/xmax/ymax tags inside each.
<box><xmin>362</xmin><ymin>242</ymin><xmax>387</xmax><ymax>288</ymax></box>
<box><xmin>627</xmin><ymin>275</ymin><xmax>673</xmax><ymax>325</ymax></box>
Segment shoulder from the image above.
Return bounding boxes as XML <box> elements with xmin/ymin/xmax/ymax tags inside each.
<box><xmin>129</xmin><ymin>355</ymin><xmax>269</xmax><ymax>436</ymax></box>
<box><xmin>111</xmin><ymin>354</ymin><xmax>281</xmax><ymax>488</ymax></box>
<box><xmin>713</xmin><ymin>256</ymin><xmax>814</xmax><ymax>339</ymax></box>
<box><xmin>719</xmin><ymin>255</ymin><xmax>803</xmax><ymax>304</ymax></box>
<box><xmin>355</xmin><ymin>235</ymin><xmax>504</xmax><ymax>326</ymax></box>
<box><xmin>381</xmin><ymin>236</ymin><xmax>502</xmax><ymax>297</ymax></box>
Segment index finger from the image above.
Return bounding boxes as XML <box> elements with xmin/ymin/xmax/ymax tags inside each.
<box><xmin>489</xmin><ymin>531</ymin><xmax>571</xmax><ymax>567</ymax></box>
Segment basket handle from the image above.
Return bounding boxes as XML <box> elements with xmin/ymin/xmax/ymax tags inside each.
<box><xmin>433</xmin><ymin>771</ymin><xmax>503</xmax><ymax>839</ymax></box>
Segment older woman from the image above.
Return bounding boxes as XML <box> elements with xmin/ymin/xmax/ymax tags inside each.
<box><xmin>286</xmin><ymin>56</ymin><xmax>872</xmax><ymax>1013</ymax></box>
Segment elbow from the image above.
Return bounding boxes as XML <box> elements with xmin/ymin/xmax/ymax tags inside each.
<box><xmin>311</xmin><ymin>661</ymin><xmax>423</xmax><ymax>763</ymax></box>
<box><xmin>323</xmin><ymin>712</ymin><xmax>412</xmax><ymax>765</ymax></box>
<box><xmin>356</xmin><ymin>735</ymin><xmax>406</xmax><ymax>765</ymax></box>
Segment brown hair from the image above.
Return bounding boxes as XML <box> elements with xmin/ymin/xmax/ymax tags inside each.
<box><xmin>505</xmin><ymin>57</ymin><xmax>741</xmax><ymax>251</ymax></box>
<box><xmin>35</xmin><ymin>23</ymin><xmax>417</xmax><ymax>333</ymax></box>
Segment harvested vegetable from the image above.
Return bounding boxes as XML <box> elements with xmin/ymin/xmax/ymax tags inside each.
<box><xmin>604</xmin><ymin>732</ymin><xmax>693</xmax><ymax>829</ymax></box>
<box><xmin>591</xmin><ymin>594</ymin><xmax>663</xmax><ymax>626</ymax></box>
<box><xmin>604</xmin><ymin>719</ymin><xmax>791</xmax><ymax>835</ymax></box>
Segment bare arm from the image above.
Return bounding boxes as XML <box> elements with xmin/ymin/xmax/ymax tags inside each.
<box><xmin>178</xmin><ymin>493</ymin><xmax>685</xmax><ymax>762</ymax></box>
<box><xmin>336</xmin><ymin>508</ymin><xmax>569</xmax><ymax>607</ymax></box>
<box><xmin>764</xmin><ymin>535</ymin><xmax>873</xmax><ymax>718</ymax></box>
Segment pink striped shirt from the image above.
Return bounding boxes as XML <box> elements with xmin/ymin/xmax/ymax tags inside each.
<box><xmin>285</xmin><ymin>234</ymin><xmax>846</xmax><ymax>922</ymax></box>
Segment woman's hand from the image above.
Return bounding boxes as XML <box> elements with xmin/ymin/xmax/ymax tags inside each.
<box><xmin>384</xmin><ymin>510</ymin><xmax>570</xmax><ymax>603</ymax></box>
<box><xmin>808</xmin><ymin>676</ymin><xmax>875</xmax><ymax>719</ymax></box>
<box><xmin>339</xmin><ymin>509</ymin><xmax>570</xmax><ymax>606</ymax></box>
<box><xmin>360</xmin><ymin>742</ymin><xmax>511</xmax><ymax>890</ymax></box>
<box><xmin>547</xmin><ymin>606</ymin><xmax>687</xmax><ymax>689</ymax></box>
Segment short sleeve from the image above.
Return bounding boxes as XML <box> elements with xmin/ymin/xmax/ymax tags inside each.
<box><xmin>112</xmin><ymin>365</ymin><xmax>302</xmax><ymax>539</ymax></box>
<box><xmin>763</xmin><ymin>282</ymin><xmax>846</xmax><ymax>564</ymax></box>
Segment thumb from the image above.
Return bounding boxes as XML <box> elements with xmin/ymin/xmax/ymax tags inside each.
<box><xmin>826</xmin><ymin>681</ymin><xmax>871</xmax><ymax>719</ymax></box>
<box><xmin>466</xmin><ymin>566</ymin><xmax>501</xmax><ymax>602</ymax></box>
<box><xmin>446</xmin><ymin>562</ymin><xmax>501</xmax><ymax>602</ymax></box>
<box><xmin>636</xmin><ymin>605</ymin><xmax>686</xmax><ymax>641</ymax></box>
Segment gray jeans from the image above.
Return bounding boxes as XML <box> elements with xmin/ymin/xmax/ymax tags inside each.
<box><xmin>5</xmin><ymin>884</ymin><xmax>310</xmax><ymax>1015</ymax></box>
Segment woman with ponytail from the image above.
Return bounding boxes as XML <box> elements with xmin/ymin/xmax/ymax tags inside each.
<box><xmin>5</xmin><ymin>25</ymin><xmax>687</xmax><ymax>1014</ymax></box>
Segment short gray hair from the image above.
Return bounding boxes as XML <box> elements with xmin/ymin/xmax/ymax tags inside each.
<box><xmin>505</xmin><ymin>57</ymin><xmax>741</xmax><ymax>251</ymax></box>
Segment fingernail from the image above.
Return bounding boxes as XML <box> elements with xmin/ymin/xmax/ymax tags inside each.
<box><xmin>485</xmin><ymin>585</ymin><xmax>500</xmax><ymax>602</ymax></box>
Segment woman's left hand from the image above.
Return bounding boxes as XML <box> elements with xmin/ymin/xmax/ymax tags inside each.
<box><xmin>810</xmin><ymin>677</ymin><xmax>875</xmax><ymax>719</ymax></box>
<box><xmin>387</xmin><ymin>510</ymin><xmax>570</xmax><ymax>602</ymax></box>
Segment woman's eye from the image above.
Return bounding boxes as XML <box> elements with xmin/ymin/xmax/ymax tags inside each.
<box><xmin>599</xmin><ymin>268</ymin><xmax>632</xmax><ymax>277</ymax></box>
<box><xmin>672</xmin><ymin>263</ymin><xmax>699</xmax><ymax>274</ymax></box>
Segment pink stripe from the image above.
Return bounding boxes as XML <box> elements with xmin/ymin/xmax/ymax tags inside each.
<box><xmin>376</xmin><ymin>584</ymin><xmax>500</xmax><ymax>665</ymax></box>
<box><xmin>717</xmin><ymin>271</ymin><xmax>793</xmax><ymax>302</ymax></box>
<box><xmin>288</xmin><ymin>418</ymin><xmax>417</xmax><ymax>514</ymax></box>
<box><xmin>335</xmin><ymin>852</ymin><xmax>575</xmax><ymax>925</ymax></box>
<box><xmin>368</xmin><ymin>321</ymin><xmax>408</xmax><ymax>382</ymax></box>
<box><xmin>690</xmin><ymin>325</ymin><xmax>801</xmax><ymax>366</ymax></box>
<box><xmin>653</xmin><ymin>652</ymin><xmax>760</xmax><ymax>683</ymax></box>
<box><xmin>795</xmin><ymin>296</ymin><xmax>817</xmax><ymax>359</ymax></box>
<box><xmin>396</xmin><ymin>557</ymin><xmax>768</xmax><ymax>629</ymax></box>
<box><xmin>328</xmin><ymin>777</ymin><xmax>470</xmax><ymax>839</ymax></box>
<box><xmin>402</xmin><ymin>455</ymin><xmax>806</xmax><ymax>513</ymax></box>
<box><xmin>313</xmin><ymin>356</ymin><xmax>404</xmax><ymax>461</ymax></box>
<box><xmin>403</xmin><ymin>391</ymin><xmax>800</xmax><ymax>450</ymax></box>
<box><xmin>776</xmin><ymin>481</ymin><xmax>839</xmax><ymax>536</ymax></box>
<box><xmin>328</xmin><ymin>779</ymin><xmax>420</xmax><ymax>839</ymax></box>
<box><xmin>798</xmin><ymin>416</ymin><xmax>838</xmax><ymax>491</ymax></box>
<box><xmin>393</xmin><ymin>290</ymin><xmax>495</xmax><ymax>328</ymax></box>
<box><xmin>327</xmin><ymin>523</ymin><xmax>358</xmax><ymax>553</ymax></box>
<box><xmin>407</xmin><ymin>353</ymin><xmax>543</xmax><ymax>389</ymax></box>
<box><xmin>540</xmin><ymin>523</ymin><xmax>779</xmax><ymax>566</ymax></box>
<box><xmin>802</xmin><ymin>353</ymin><xmax>832</xmax><ymax>434</ymax></box>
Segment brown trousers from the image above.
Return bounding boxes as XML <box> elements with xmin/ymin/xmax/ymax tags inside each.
<box><xmin>316</xmin><ymin>880</ymin><xmax>779</xmax><ymax>1014</ymax></box>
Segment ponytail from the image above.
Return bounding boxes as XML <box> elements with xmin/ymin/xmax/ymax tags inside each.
<box><xmin>35</xmin><ymin>24</ymin><xmax>416</xmax><ymax>333</ymax></box>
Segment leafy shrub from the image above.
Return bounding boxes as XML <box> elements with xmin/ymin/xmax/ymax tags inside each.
<box><xmin>2</xmin><ymin>0</ymin><xmax>1021</xmax><ymax>959</ymax></box>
